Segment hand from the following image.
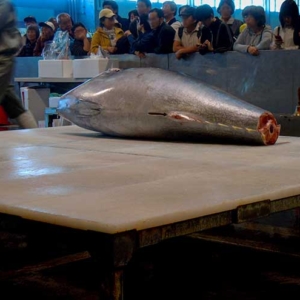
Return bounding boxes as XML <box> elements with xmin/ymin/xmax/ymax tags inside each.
<box><xmin>77</xmin><ymin>32</ymin><xmax>87</xmax><ymax>40</ymax></box>
<box><xmin>124</xmin><ymin>30</ymin><xmax>132</xmax><ymax>37</ymax></box>
<box><xmin>204</xmin><ymin>40</ymin><xmax>213</xmax><ymax>51</ymax></box>
<box><xmin>134</xmin><ymin>51</ymin><xmax>146</xmax><ymax>58</ymax></box>
<box><xmin>107</xmin><ymin>47</ymin><xmax>117</xmax><ymax>53</ymax></box>
<box><xmin>247</xmin><ymin>46</ymin><xmax>259</xmax><ymax>56</ymax></box>
<box><xmin>175</xmin><ymin>49</ymin><xmax>184</xmax><ymax>60</ymax></box>
<box><xmin>137</xmin><ymin>24</ymin><xmax>144</xmax><ymax>33</ymax></box>
<box><xmin>199</xmin><ymin>43</ymin><xmax>207</xmax><ymax>50</ymax></box>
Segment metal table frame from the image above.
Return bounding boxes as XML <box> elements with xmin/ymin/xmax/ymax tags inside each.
<box><xmin>0</xmin><ymin>195</ymin><xmax>299</xmax><ymax>300</ymax></box>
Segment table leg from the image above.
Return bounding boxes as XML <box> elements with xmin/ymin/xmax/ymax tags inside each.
<box><xmin>99</xmin><ymin>267</ymin><xmax>124</xmax><ymax>300</ymax></box>
<box><xmin>87</xmin><ymin>230</ymin><xmax>137</xmax><ymax>300</ymax></box>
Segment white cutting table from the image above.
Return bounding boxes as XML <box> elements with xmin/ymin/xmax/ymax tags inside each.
<box><xmin>1</xmin><ymin>126</ymin><xmax>300</xmax><ymax>299</ymax></box>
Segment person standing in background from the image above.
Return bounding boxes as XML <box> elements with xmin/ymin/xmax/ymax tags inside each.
<box><xmin>272</xmin><ymin>0</ymin><xmax>299</xmax><ymax>50</ymax></box>
<box><xmin>71</xmin><ymin>23</ymin><xmax>91</xmax><ymax>56</ymax></box>
<box><xmin>18</xmin><ymin>25</ymin><xmax>40</xmax><ymax>57</ymax></box>
<box><xmin>91</xmin><ymin>9</ymin><xmax>124</xmax><ymax>54</ymax></box>
<box><xmin>23</xmin><ymin>16</ymin><xmax>37</xmax><ymax>27</ymax></box>
<box><xmin>56</xmin><ymin>13</ymin><xmax>74</xmax><ymax>40</ymax></box>
<box><xmin>48</xmin><ymin>17</ymin><xmax>59</xmax><ymax>31</ymax></box>
<box><xmin>128</xmin><ymin>0</ymin><xmax>152</xmax><ymax>39</ymax></box>
<box><xmin>217</xmin><ymin>0</ymin><xmax>243</xmax><ymax>40</ymax></box>
<box><xmin>33</xmin><ymin>21</ymin><xmax>55</xmax><ymax>56</ymax></box>
<box><xmin>103</xmin><ymin>0</ymin><xmax>130</xmax><ymax>31</ymax></box>
<box><xmin>162</xmin><ymin>1</ymin><xmax>181</xmax><ymax>31</ymax></box>
<box><xmin>234</xmin><ymin>6</ymin><xmax>273</xmax><ymax>55</ymax></box>
<box><xmin>0</xmin><ymin>0</ymin><xmax>37</xmax><ymax>129</ymax></box>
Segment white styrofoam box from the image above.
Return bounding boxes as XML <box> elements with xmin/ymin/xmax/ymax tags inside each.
<box><xmin>38</xmin><ymin>60</ymin><xmax>73</xmax><ymax>78</ymax></box>
<box><xmin>72</xmin><ymin>58</ymin><xmax>119</xmax><ymax>78</ymax></box>
<box><xmin>49</xmin><ymin>97</ymin><xmax>61</xmax><ymax>108</ymax></box>
<box><xmin>20</xmin><ymin>87</ymin><xmax>50</xmax><ymax>122</ymax></box>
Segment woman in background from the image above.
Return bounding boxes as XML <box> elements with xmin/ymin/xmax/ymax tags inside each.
<box><xmin>234</xmin><ymin>6</ymin><xmax>272</xmax><ymax>56</ymax></box>
<box><xmin>272</xmin><ymin>0</ymin><xmax>299</xmax><ymax>50</ymax></box>
<box><xmin>18</xmin><ymin>25</ymin><xmax>40</xmax><ymax>57</ymax></box>
<box><xmin>91</xmin><ymin>9</ymin><xmax>124</xmax><ymax>54</ymax></box>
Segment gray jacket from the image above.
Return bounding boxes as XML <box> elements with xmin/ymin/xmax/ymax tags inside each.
<box><xmin>0</xmin><ymin>0</ymin><xmax>22</xmax><ymax>56</ymax></box>
<box><xmin>233</xmin><ymin>25</ymin><xmax>273</xmax><ymax>53</ymax></box>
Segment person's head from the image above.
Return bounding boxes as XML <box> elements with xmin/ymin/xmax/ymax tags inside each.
<box><xmin>26</xmin><ymin>25</ymin><xmax>40</xmax><ymax>42</ymax></box>
<box><xmin>128</xmin><ymin>10</ymin><xmax>139</xmax><ymax>23</ymax></box>
<box><xmin>24</xmin><ymin>16</ymin><xmax>37</xmax><ymax>27</ymax></box>
<box><xmin>72</xmin><ymin>22</ymin><xmax>87</xmax><ymax>40</ymax></box>
<box><xmin>217</xmin><ymin>0</ymin><xmax>235</xmax><ymax>21</ymax></box>
<box><xmin>148</xmin><ymin>8</ymin><xmax>164</xmax><ymax>30</ymax></box>
<box><xmin>242</xmin><ymin>6</ymin><xmax>266</xmax><ymax>29</ymax></box>
<box><xmin>279</xmin><ymin>0</ymin><xmax>299</xmax><ymax>28</ymax></box>
<box><xmin>137</xmin><ymin>0</ymin><xmax>152</xmax><ymax>16</ymax></box>
<box><xmin>195</xmin><ymin>4</ymin><xmax>214</xmax><ymax>27</ymax></box>
<box><xmin>103</xmin><ymin>0</ymin><xmax>118</xmax><ymax>15</ymax></box>
<box><xmin>48</xmin><ymin>17</ymin><xmax>59</xmax><ymax>30</ymax></box>
<box><xmin>179</xmin><ymin>7</ymin><xmax>197</xmax><ymax>28</ymax></box>
<box><xmin>179</xmin><ymin>5</ymin><xmax>190</xmax><ymax>17</ymax></box>
<box><xmin>39</xmin><ymin>21</ymin><xmax>55</xmax><ymax>40</ymax></box>
<box><xmin>57</xmin><ymin>13</ymin><xmax>73</xmax><ymax>33</ymax></box>
<box><xmin>99</xmin><ymin>9</ymin><xmax>116</xmax><ymax>30</ymax></box>
<box><xmin>162</xmin><ymin>1</ymin><xmax>177</xmax><ymax>19</ymax></box>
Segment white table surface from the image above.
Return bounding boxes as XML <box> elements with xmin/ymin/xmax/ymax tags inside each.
<box><xmin>0</xmin><ymin>126</ymin><xmax>300</xmax><ymax>234</ymax></box>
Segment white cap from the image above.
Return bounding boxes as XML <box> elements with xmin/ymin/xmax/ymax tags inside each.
<box><xmin>39</xmin><ymin>21</ymin><xmax>55</xmax><ymax>31</ymax></box>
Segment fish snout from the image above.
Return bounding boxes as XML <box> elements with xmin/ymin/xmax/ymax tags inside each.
<box><xmin>57</xmin><ymin>97</ymin><xmax>79</xmax><ymax>112</ymax></box>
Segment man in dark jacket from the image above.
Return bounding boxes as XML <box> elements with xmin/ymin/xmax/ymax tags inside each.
<box><xmin>0</xmin><ymin>0</ymin><xmax>37</xmax><ymax>128</ymax></box>
<box><xmin>195</xmin><ymin>4</ymin><xmax>233</xmax><ymax>55</ymax></box>
<box><xmin>129</xmin><ymin>0</ymin><xmax>152</xmax><ymax>39</ymax></box>
<box><xmin>134</xmin><ymin>8</ymin><xmax>175</xmax><ymax>55</ymax></box>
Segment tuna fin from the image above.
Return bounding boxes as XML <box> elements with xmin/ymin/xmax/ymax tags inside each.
<box><xmin>96</xmin><ymin>68</ymin><xmax>121</xmax><ymax>79</ymax></box>
<box><xmin>148</xmin><ymin>111</ymin><xmax>203</xmax><ymax>123</ymax></box>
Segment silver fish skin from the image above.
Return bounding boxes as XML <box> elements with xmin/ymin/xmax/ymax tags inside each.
<box><xmin>57</xmin><ymin>68</ymin><xmax>280</xmax><ymax>145</ymax></box>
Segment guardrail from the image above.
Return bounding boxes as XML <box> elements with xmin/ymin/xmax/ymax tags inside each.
<box><xmin>14</xmin><ymin>50</ymin><xmax>300</xmax><ymax>114</ymax></box>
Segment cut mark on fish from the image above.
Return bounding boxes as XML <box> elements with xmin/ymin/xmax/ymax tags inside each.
<box><xmin>168</xmin><ymin>112</ymin><xmax>203</xmax><ymax>123</ymax></box>
<box><xmin>148</xmin><ymin>112</ymin><xmax>167</xmax><ymax>116</ymax></box>
<box><xmin>232</xmin><ymin>126</ymin><xmax>243</xmax><ymax>130</ymax></box>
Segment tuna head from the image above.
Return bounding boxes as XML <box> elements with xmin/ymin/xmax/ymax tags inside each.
<box><xmin>57</xmin><ymin>69</ymin><xmax>120</xmax><ymax>132</ymax></box>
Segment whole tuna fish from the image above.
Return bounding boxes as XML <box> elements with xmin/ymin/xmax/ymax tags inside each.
<box><xmin>57</xmin><ymin>68</ymin><xmax>280</xmax><ymax>145</ymax></box>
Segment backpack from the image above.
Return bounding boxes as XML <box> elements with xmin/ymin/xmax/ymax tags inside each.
<box><xmin>215</xmin><ymin>22</ymin><xmax>234</xmax><ymax>53</ymax></box>
<box><xmin>115</xmin><ymin>35</ymin><xmax>130</xmax><ymax>54</ymax></box>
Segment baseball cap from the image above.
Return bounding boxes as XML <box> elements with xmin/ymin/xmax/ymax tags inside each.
<box><xmin>179</xmin><ymin>7</ymin><xmax>196</xmax><ymax>17</ymax></box>
<box><xmin>24</xmin><ymin>16</ymin><xmax>37</xmax><ymax>23</ymax></box>
<box><xmin>38</xmin><ymin>21</ymin><xmax>55</xmax><ymax>31</ymax></box>
<box><xmin>99</xmin><ymin>8</ymin><xmax>115</xmax><ymax>19</ymax></box>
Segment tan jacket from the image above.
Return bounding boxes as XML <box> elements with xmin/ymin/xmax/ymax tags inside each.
<box><xmin>91</xmin><ymin>26</ymin><xmax>124</xmax><ymax>54</ymax></box>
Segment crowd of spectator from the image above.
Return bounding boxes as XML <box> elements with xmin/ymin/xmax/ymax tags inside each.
<box><xmin>17</xmin><ymin>0</ymin><xmax>300</xmax><ymax>59</ymax></box>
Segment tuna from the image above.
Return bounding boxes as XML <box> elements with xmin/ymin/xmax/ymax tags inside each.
<box><xmin>57</xmin><ymin>68</ymin><xmax>280</xmax><ymax>145</ymax></box>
